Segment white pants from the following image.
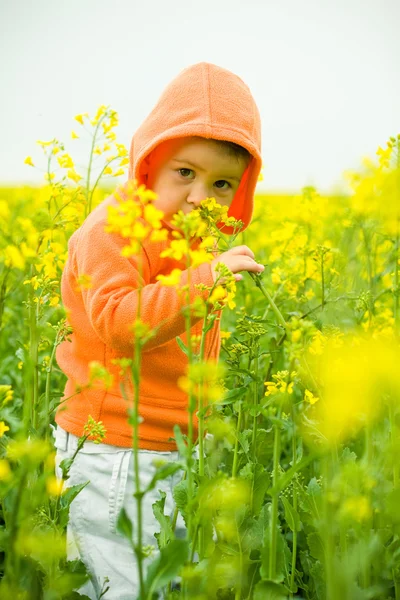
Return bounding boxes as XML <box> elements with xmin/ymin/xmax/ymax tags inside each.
<box><xmin>52</xmin><ymin>425</ymin><xmax>186</xmax><ymax>600</ymax></box>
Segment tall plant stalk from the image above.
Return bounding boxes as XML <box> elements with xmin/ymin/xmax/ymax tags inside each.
<box><xmin>130</xmin><ymin>252</ymin><xmax>145</xmax><ymax>599</ymax></box>
<box><xmin>28</xmin><ymin>265</ymin><xmax>39</xmax><ymax>432</ymax></box>
<box><xmin>290</xmin><ymin>403</ymin><xmax>298</xmax><ymax>594</ymax></box>
<box><xmin>269</xmin><ymin>405</ymin><xmax>282</xmax><ymax>580</ymax></box>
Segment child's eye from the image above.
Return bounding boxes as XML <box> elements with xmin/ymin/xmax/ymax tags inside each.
<box><xmin>214</xmin><ymin>180</ymin><xmax>231</xmax><ymax>190</ymax></box>
<box><xmin>178</xmin><ymin>168</ymin><xmax>194</xmax><ymax>178</ymax></box>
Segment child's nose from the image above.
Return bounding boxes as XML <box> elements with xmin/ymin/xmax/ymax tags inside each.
<box><xmin>186</xmin><ymin>185</ymin><xmax>209</xmax><ymax>207</ymax></box>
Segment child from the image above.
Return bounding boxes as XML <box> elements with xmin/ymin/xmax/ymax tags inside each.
<box><xmin>53</xmin><ymin>61</ymin><xmax>264</xmax><ymax>599</ymax></box>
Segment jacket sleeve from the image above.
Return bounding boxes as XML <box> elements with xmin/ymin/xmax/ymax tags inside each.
<box><xmin>74</xmin><ymin>219</ymin><xmax>214</xmax><ymax>356</ymax></box>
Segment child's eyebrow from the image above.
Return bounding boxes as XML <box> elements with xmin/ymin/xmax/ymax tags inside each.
<box><xmin>172</xmin><ymin>158</ymin><xmax>241</xmax><ymax>183</ymax></box>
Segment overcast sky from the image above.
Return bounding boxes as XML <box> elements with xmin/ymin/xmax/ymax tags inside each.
<box><xmin>1</xmin><ymin>0</ymin><xmax>399</xmax><ymax>194</ymax></box>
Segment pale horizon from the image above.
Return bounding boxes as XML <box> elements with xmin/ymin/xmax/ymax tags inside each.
<box><xmin>1</xmin><ymin>0</ymin><xmax>399</xmax><ymax>195</ymax></box>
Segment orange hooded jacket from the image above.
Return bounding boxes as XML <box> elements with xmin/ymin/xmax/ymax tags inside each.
<box><xmin>55</xmin><ymin>62</ymin><xmax>262</xmax><ymax>450</ymax></box>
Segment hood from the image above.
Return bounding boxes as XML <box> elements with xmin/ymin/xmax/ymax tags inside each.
<box><xmin>128</xmin><ymin>62</ymin><xmax>262</xmax><ymax>234</ymax></box>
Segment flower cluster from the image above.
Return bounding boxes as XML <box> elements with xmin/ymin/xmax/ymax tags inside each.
<box><xmin>105</xmin><ymin>181</ymin><xmax>168</xmax><ymax>255</ymax></box>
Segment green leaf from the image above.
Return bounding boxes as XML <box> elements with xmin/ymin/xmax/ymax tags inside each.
<box><xmin>386</xmin><ymin>489</ymin><xmax>400</xmax><ymax>523</ymax></box>
<box><xmin>116</xmin><ymin>507</ymin><xmax>134</xmax><ymax>543</ymax></box>
<box><xmin>144</xmin><ymin>462</ymin><xmax>182</xmax><ymax>494</ymax></box>
<box><xmin>307</xmin><ymin>532</ymin><xmax>325</xmax><ymax>561</ymax></box>
<box><xmin>152</xmin><ymin>490</ymin><xmax>174</xmax><ymax>550</ymax></box>
<box><xmin>307</xmin><ymin>477</ymin><xmax>321</xmax><ymax>497</ymax></box>
<box><xmin>220</xmin><ymin>386</ymin><xmax>248</xmax><ymax>405</ymax></box>
<box><xmin>173</xmin><ymin>425</ymin><xmax>188</xmax><ymax>459</ymax></box>
<box><xmin>341</xmin><ymin>446</ymin><xmax>357</xmax><ymax>463</ymax></box>
<box><xmin>172</xmin><ymin>479</ymin><xmax>188</xmax><ymax>525</ymax></box>
<box><xmin>261</xmin><ymin>521</ymin><xmax>292</xmax><ymax>583</ymax></box>
<box><xmin>59</xmin><ymin>482</ymin><xmax>89</xmax><ymax>528</ymax></box>
<box><xmin>176</xmin><ymin>336</ymin><xmax>189</xmax><ymax>356</ymax></box>
<box><xmin>61</xmin><ymin>559</ymin><xmax>91</xmax><ymax>597</ymax></box>
<box><xmin>242</xmin><ymin>507</ymin><xmax>268</xmax><ymax>552</ymax></box>
<box><xmin>59</xmin><ymin>457</ymin><xmax>75</xmax><ymax>480</ymax></box>
<box><xmin>252</xmin><ymin>464</ymin><xmax>270</xmax><ymax>514</ymax></box>
<box><xmin>144</xmin><ymin>538</ymin><xmax>189</xmax><ymax>597</ymax></box>
<box><xmin>281</xmin><ymin>496</ymin><xmax>301</xmax><ymax>533</ymax></box>
<box><xmin>253</xmin><ymin>579</ymin><xmax>289</xmax><ymax>599</ymax></box>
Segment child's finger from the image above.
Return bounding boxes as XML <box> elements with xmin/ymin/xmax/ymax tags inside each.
<box><xmin>228</xmin><ymin>245</ymin><xmax>255</xmax><ymax>259</ymax></box>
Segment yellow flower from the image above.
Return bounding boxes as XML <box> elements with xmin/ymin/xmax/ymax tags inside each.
<box><xmin>75</xmin><ymin>274</ymin><xmax>93</xmax><ymax>291</ymax></box>
<box><xmin>0</xmin><ymin>421</ymin><xmax>10</xmax><ymax>437</ymax></box>
<box><xmin>132</xmin><ymin>221</ymin><xmax>150</xmax><ymax>241</ymax></box>
<box><xmin>46</xmin><ymin>476</ymin><xmax>64</xmax><ymax>496</ymax></box>
<box><xmin>87</xmin><ymin>362</ymin><xmax>114</xmax><ymax>391</ymax></box>
<box><xmin>116</xmin><ymin>143</ymin><xmax>128</xmax><ymax>156</ymax></box>
<box><xmin>113</xmin><ymin>169</ymin><xmax>125</xmax><ymax>177</ymax></box>
<box><xmin>264</xmin><ymin>370</ymin><xmax>296</xmax><ymax>397</ymax></box>
<box><xmin>0</xmin><ymin>459</ymin><xmax>11</xmax><ymax>481</ymax></box>
<box><xmin>119</xmin><ymin>157</ymin><xmax>130</xmax><ymax>167</ymax></box>
<box><xmin>67</xmin><ymin>169</ymin><xmax>82</xmax><ymax>183</ymax></box>
<box><xmin>71</xmin><ymin>130</ymin><xmax>79</xmax><ymax>139</ymax></box>
<box><xmin>5</xmin><ymin>245</ymin><xmax>25</xmax><ymax>270</ymax></box>
<box><xmin>49</xmin><ymin>295</ymin><xmax>60</xmax><ymax>307</ymax></box>
<box><xmin>24</xmin><ymin>156</ymin><xmax>34</xmax><ymax>167</ymax></box>
<box><xmin>103</xmin><ymin>166</ymin><xmax>113</xmax><ymax>175</ymax></box>
<box><xmin>57</xmin><ymin>153</ymin><xmax>74</xmax><ymax>169</ymax></box>
<box><xmin>160</xmin><ymin>239</ymin><xmax>189</xmax><ymax>261</ymax></box>
<box><xmin>74</xmin><ymin>113</ymin><xmax>89</xmax><ymax>125</ymax></box>
<box><xmin>304</xmin><ymin>389</ymin><xmax>319</xmax><ymax>405</ymax></box>
<box><xmin>44</xmin><ymin>172</ymin><xmax>55</xmax><ymax>182</ymax></box>
<box><xmin>92</xmin><ymin>104</ymin><xmax>108</xmax><ymax>125</ymax></box>
<box><xmin>156</xmin><ymin>269</ymin><xmax>182</xmax><ymax>287</ymax></box>
<box><xmin>271</xmin><ymin>267</ymin><xmax>283</xmax><ymax>285</ymax></box>
<box><xmin>341</xmin><ymin>496</ymin><xmax>372</xmax><ymax>523</ymax></box>
<box><xmin>0</xmin><ymin>385</ymin><xmax>14</xmax><ymax>405</ymax></box>
<box><xmin>305</xmin><ymin>335</ymin><xmax>400</xmax><ymax>447</ymax></box>
<box><xmin>220</xmin><ymin>331</ymin><xmax>231</xmax><ymax>340</ymax></box>
<box><xmin>189</xmin><ymin>248</ymin><xmax>213</xmax><ymax>269</ymax></box>
<box><xmin>143</xmin><ymin>203</ymin><xmax>164</xmax><ymax>229</ymax></box>
<box><xmin>150</xmin><ymin>229</ymin><xmax>169</xmax><ymax>242</ymax></box>
<box><xmin>36</xmin><ymin>139</ymin><xmax>54</xmax><ymax>147</ymax></box>
<box><xmin>209</xmin><ymin>285</ymin><xmax>227</xmax><ymax>304</ymax></box>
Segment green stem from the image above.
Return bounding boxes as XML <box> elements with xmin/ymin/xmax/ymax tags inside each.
<box><xmin>290</xmin><ymin>405</ymin><xmax>297</xmax><ymax>594</ymax></box>
<box><xmin>196</xmin><ymin>290</ymin><xmax>213</xmax><ymax>560</ymax></box>
<box><xmin>232</xmin><ymin>399</ymin><xmax>242</xmax><ymax>479</ymax></box>
<box><xmin>132</xmin><ymin>253</ymin><xmax>145</xmax><ymax>599</ymax></box>
<box><xmin>0</xmin><ymin>267</ymin><xmax>10</xmax><ymax>332</ymax></box>
<box><xmin>85</xmin><ymin>112</ymin><xmax>108</xmax><ymax>217</ymax></box>
<box><xmin>251</xmin><ymin>351</ymin><xmax>259</xmax><ymax>463</ymax></box>
<box><xmin>87</xmin><ymin>155</ymin><xmax>120</xmax><ymax>211</ymax></box>
<box><xmin>3</xmin><ymin>469</ymin><xmax>28</xmax><ymax>588</ymax></box>
<box><xmin>269</xmin><ymin>407</ymin><xmax>281</xmax><ymax>580</ymax></box>
<box><xmin>394</xmin><ymin>214</ymin><xmax>400</xmax><ymax>337</ymax></box>
<box><xmin>197</xmin><ymin>307</ymin><xmax>209</xmax><ymax>482</ymax></box>
<box><xmin>361</xmin><ymin>225</ymin><xmax>375</xmax><ymax>323</ymax></box>
<box><xmin>389</xmin><ymin>403</ymin><xmax>399</xmax><ymax>489</ymax></box>
<box><xmin>44</xmin><ymin>330</ymin><xmax>60</xmax><ymax>440</ymax></box>
<box><xmin>235</xmin><ymin>515</ymin><xmax>243</xmax><ymax>600</ymax></box>
<box><xmin>251</xmin><ymin>274</ymin><xmax>287</xmax><ymax>333</ymax></box>
<box><xmin>28</xmin><ymin>266</ymin><xmax>39</xmax><ymax>432</ymax></box>
<box><xmin>183</xmin><ymin>235</ymin><xmax>196</xmax><ymax>549</ymax></box>
<box><xmin>323</xmin><ymin>453</ymin><xmax>335</xmax><ymax>600</ymax></box>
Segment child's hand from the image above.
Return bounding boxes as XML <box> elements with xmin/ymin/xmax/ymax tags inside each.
<box><xmin>211</xmin><ymin>245</ymin><xmax>265</xmax><ymax>283</ymax></box>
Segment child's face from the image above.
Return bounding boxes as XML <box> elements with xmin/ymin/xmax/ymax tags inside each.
<box><xmin>145</xmin><ymin>137</ymin><xmax>250</xmax><ymax>224</ymax></box>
